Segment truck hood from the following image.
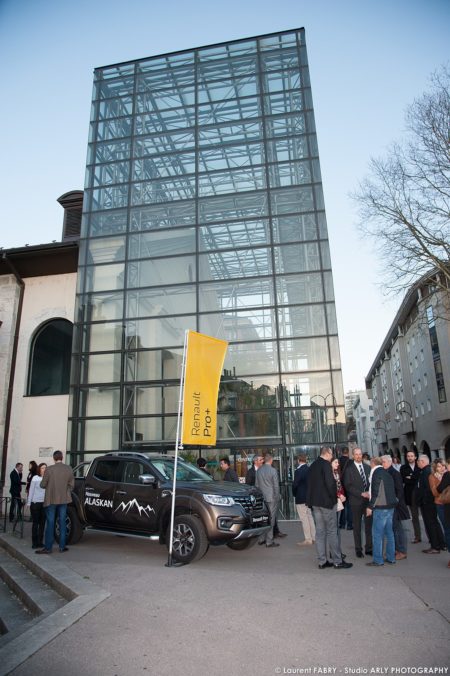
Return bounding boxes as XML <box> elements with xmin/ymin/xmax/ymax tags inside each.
<box><xmin>164</xmin><ymin>480</ymin><xmax>261</xmax><ymax>497</ymax></box>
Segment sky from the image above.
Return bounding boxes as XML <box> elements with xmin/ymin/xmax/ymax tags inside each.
<box><xmin>0</xmin><ymin>0</ymin><xmax>448</xmax><ymax>394</ymax></box>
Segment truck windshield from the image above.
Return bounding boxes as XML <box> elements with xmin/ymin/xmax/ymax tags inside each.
<box><xmin>151</xmin><ymin>458</ymin><xmax>213</xmax><ymax>482</ymax></box>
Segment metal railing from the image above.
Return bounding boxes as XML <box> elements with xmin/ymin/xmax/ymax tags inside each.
<box><xmin>0</xmin><ymin>497</ymin><xmax>25</xmax><ymax>538</ymax></box>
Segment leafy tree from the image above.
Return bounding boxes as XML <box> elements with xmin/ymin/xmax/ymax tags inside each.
<box><xmin>353</xmin><ymin>66</ymin><xmax>450</xmax><ymax>297</ymax></box>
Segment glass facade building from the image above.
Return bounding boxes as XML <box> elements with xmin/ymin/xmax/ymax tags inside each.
<box><xmin>69</xmin><ymin>28</ymin><xmax>345</xmax><ymax>515</ymax></box>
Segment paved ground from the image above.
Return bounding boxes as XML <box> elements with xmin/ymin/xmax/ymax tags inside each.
<box><xmin>5</xmin><ymin>521</ymin><xmax>450</xmax><ymax>676</ymax></box>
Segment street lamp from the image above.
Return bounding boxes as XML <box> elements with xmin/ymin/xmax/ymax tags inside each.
<box><xmin>311</xmin><ymin>393</ymin><xmax>338</xmax><ymax>446</ymax></box>
<box><xmin>395</xmin><ymin>399</ymin><xmax>416</xmax><ymax>454</ymax></box>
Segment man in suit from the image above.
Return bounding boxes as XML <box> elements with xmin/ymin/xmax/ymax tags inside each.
<box><xmin>292</xmin><ymin>453</ymin><xmax>315</xmax><ymax>545</ymax></box>
<box><xmin>255</xmin><ymin>453</ymin><xmax>280</xmax><ymax>548</ymax></box>
<box><xmin>415</xmin><ymin>454</ymin><xmax>445</xmax><ymax>554</ymax></box>
<box><xmin>338</xmin><ymin>447</ymin><xmax>353</xmax><ymax>530</ymax></box>
<box><xmin>400</xmin><ymin>450</ymin><xmax>422</xmax><ymax>543</ymax></box>
<box><xmin>342</xmin><ymin>447</ymin><xmax>372</xmax><ymax>558</ymax></box>
<box><xmin>381</xmin><ymin>454</ymin><xmax>410</xmax><ymax>560</ymax></box>
<box><xmin>245</xmin><ymin>453</ymin><xmax>264</xmax><ymax>486</ymax></box>
<box><xmin>9</xmin><ymin>462</ymin><xmax>24</xmax><ymax>522</ymax></box>
<box><xmin>306</xmin><ymin>447</ymin><xmax>352</xmax><ymax>569</ymax></box>
<box><xmin>36</xmin><ymin>450</ymin><xmax>74</xmax><ymax>554</ymax></box>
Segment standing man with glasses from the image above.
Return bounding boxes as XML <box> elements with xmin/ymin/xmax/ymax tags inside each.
<box><xmin>36</xmin><ymin>450</ymin><xmax>74</xmax><ymax>555</ymax></box>
<box><xmin>342</xmin><ymin>447</ymin><xmax>373</xmax><ymax>558</ymax></box>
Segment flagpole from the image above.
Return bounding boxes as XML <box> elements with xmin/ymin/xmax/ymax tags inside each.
<box><xmin>166</xmin><ymin>329</ymin><xmax>189</xmax><ymax>567</ymax></box>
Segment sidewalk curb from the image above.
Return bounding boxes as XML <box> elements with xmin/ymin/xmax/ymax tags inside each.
<box><xmin>0</xmin><ymin>533</ymin><xmax>110</xmax><ymax>676</ymax></box>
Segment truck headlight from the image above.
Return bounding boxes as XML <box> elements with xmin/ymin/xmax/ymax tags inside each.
<box><xmin>203</xmin><ymin>494</ymin><xmax>235</xmax><ymax>506</ymax></box>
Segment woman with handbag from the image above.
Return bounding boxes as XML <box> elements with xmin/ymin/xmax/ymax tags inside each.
<box><xmin>435</xmin><ymin>459</ymin><xmax>450</xmax><ymax>568</ymax></box>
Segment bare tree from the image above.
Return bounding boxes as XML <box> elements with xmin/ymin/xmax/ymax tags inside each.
<box><xmin>353</xmin><ymin>65</ymin><xmax>450</xmax><ymax>297</ymax></box>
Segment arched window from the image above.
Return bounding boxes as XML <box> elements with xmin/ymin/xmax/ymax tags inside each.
<box><xmin>28</xmin><ymin>319</ymin><xmax>73</xmax><ymax>396</ymax></box>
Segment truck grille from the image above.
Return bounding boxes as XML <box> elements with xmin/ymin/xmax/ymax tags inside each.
<box><xmin>234</xmin><ymin>494</ymin><xmax>264</xmax><ymax>513</ymax></box>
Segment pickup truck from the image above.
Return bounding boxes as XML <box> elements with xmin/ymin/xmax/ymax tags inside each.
<box><xmin>63</xmin><ymin>452</ymin><xmax>271</xmax><ymax>564</ymax></box>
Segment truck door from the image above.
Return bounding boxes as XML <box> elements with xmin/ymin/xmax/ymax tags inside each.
<box><xmin>113</xmin><ymin>460</ymin><xmax>159</xmax><ymax>533</ymax></box>
<box><xmin>83</xmin><ymin>458</ymin><xmax>119</xmax><ymax>525</ymax></box>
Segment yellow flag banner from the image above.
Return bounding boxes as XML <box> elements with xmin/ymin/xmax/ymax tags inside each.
<box><xmin>182</xmin><ymin>331</ymin><xmax>228</xmax><ymax>446</ymax></box>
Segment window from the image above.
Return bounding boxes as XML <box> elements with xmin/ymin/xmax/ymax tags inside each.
<box><xmin>28</xmin><ymin>319</ymin><xmax>73</xmax><ymax>396</ymax></box>
<box><xmin>93</xmin><ymin>460</ymin><xmax>120</xmax><ymax>482</ymax></box>
<box><xmin>121</xmin><ymin>461</ymin><xmax>146</xmax><ymax>484</ymax></box>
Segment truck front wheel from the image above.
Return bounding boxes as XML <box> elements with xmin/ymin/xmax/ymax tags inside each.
<box><xmin>55</xmin><ymin>506</ymin><xmax>84</xmax><ymax>545</ymax></box>
<box><xmin>168</xmin><ymin>515</ymin><xmax>209</xmax><ymax>564</ymax></box>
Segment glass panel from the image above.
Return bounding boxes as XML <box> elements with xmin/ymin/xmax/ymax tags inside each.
<box><xmin>332</xmin><ymin>372</ymin><xmax>345</xmax><ymax>406</ymax></box>
<box><xmin>278</xmin><ymin>305</ymin><xmax>327</xmax><ymax>337</ymax></box>
<box><xmin>224</xmin><ymin>341</ymin><xmax>278</xmax><ymax>376</ymax></box>
<box><xmin>272</xmin><ymin>214</ymin><xmax>317</xmax><ymax>243</ymax></box>
<box><xmin>91</xmin><ymin>140</ymin><xmax>131</xmax><ymax>164</ymax></box>
<box><xmin>81</xmin><ymin>352</ymin><xmax>122</xmax><ymax>384</ymax></box>
<box><xmin>123</xmin><ymin>416</ymin><xmax>178</xmax><ymax>443</ymax></box>
<box><xmin>198</xmin><ymin>41</ymin><xmax>257</xmax><ymax>62</ymax></box>
<box><xmin>127</xmin><ymin>255</ymin><xmax>196</xmax><ymax>287</ymax></box>
<box><xmin>276</xmin><ymin>273</ymin><xmax>324</xmax><ymax>305</ymax></box>
<box><xmin>282</xmin><ymin>373</ymin><xmax>334</xmax><ymax>405</ymax></box>
<box><xmin>86</xmin><ymin>236</ymin><xmax>126</xmax><ymax>264</ymax></box>
<box><xmin>198</xmin><ymin>192</ymin><xmax>268</xmax><ymax>223</ymax></box>
<box><xmin>84</xmin><ymin>263</ymin><xmax>125</xmax><ymax>292</ymax></box>
<box><xmin>84</xmin><ymin>419</ymin><xmax>120</xmax><ymax>451</ymax></box>
<box><xmin>134</xmin><ymin>131</ymin><xmax>195</xmax><ymax>157</ymax></box>
<box><xmin>261</xmin><ymin>47</ymin><xmax>299</xmax><ymax>71</ymax></box>
<box><xmin>199</xmin><ymin>277</ymin><xmax>274</xmax><ymax>313</ymax></box>
<box><xmin>133</xmin><ymin>153</ymin><xmax>196</xmax><ymax>180</ymax></box>
<box><xmin>262</xmin><ymin>69</ymin><xmax>301</xmax><ymax>94</ymax></box>
<box><xmin>123</xmin><ymin>384</ymin><xmax>180</xmax><ymax>416</ymax></box>
<box><xmin>283</xmin><ymin>408</ymin><xmax>316</xmax><ymax>446</ymax></box>
<box><xmin>79</xmin><ymin>292</ymin><xmax>123</xmax><ymax>322</ymax></box>
<box><xmin>88</xmin><ymin>210</ymin><xmax>128</xmax><ymax>237</ymax></box>
<box><xmin>134</xmin><ymin>107</ymin><xmax>196</xmax><ymax>132</ymax></box>
<box><xmin>217</xmin><ymin>411</ymin><xmax>281</xmax><ymax>442</ymax></box>
<box><xmin>95</xmin><ymin>118</ymin><xmax>132</xmax><ymax>141</ymax></box>
<box><xmin>198</xmin><ymin>76</ymin><xmax>258</xmax><ymax>104</ymax></box>
<box><xmin>96</xmin><ymin>77</ymin><xmax>134</xmax><ymax>99</ymax></box>
<box><xmin>198</xmin><ymin>123</ymin><xmax>263</xmax><ymax>147</ymax></box>
<box><xmin>219</xmin><ymin>375</ymin><xmax>280</xmax><ymax>411</ymax></box>
<box><xmin>274</xmin><ymin>243</ymin><xmax>321</xmax><ymax>274</ymax></box>
<box><xmin>98</xmin><ymin>64</ymin><xmax>135</xmax><ymax>79</ymax></box>
<box><xmin>124</xmin><ymin>347</ymin><xmax>183</xmax><ymax>382</ymax></box>
<box><xmin>199</xmin><ymin>219</ymin><xmax>270</xmax><ymax>251</ymax></box>
<box><xmin>198</xmin><ymin>142</ymin><xmax>264</xmax><ymax>171</ymax></box>
<box><xmin>125</xmin><ymin>315</ymin><xmax>196</xmax><ymax>349</ymax></box>
<box><xmin>200</xmin><ymin>307</ymin><xmax>276</xmax><ymax>342</ymax></box>
<box><xmin>130</xmin><ymin>202</ymin><xmax>196</xmax><ymax>231</ymax></box>
<box><xmin>136</xmin><ymin>83</ymin><xmax>195</xmax><ymax>107</ymax></box>
<box><xmin>126</xmin><ymin>285</ymin><xmax>196</xmax><ymax>318</ymax></box>
<box><xmin>320</xmin><ymin>241</ymin><xmax>331</xmax><ymax>268</ymax></box>
<box><xmin>89</xmin><ymin>162</ymin><xmax>129</xmax><ymax>187</ymax></box>
<box><xmin>267</xmin><ymin>137</ymin><xmax>309</xmax><ymax>162</ymax></box>
<box><xmin>198</xmin><ymin>167</ymin><xmax>265</xmax><ymax>197</ymax></box>
<box><xmin>131</xmin><ymin>177</ymin><xmax>195</xmax><ymax>205</ymax></box>
<box><xmin>326</xmin><ymin>303</ymin><xmax>338</xmax><ymax>333</ymax></box>
<box><xmin>264</xmin><ymin>92</ymin><xmax>304</xmax><ymax>116</ymax></box>
<box><xmin>137</xmin><ymin>52</ymin><xmax>195</xmax><ymax>72</ymax></box>
<box><xmin>329</xmin><ymin>336</ymin><xmax>341</xmax><ymax>369</ymax></box>
<box><xmin>97</xmin><ymin>96</ymin><xmax>133</xmax><ymax>119</ymax></box>
<box><xmin>197</xmin><ymin>96</ymin><xmax>262</xmax><ymax>126</ymax></box>
<box><xmin>82</xmin><ymin>322</ymin><xmax>123</xmax><ymax>352</ymax></box>
<box><xmin>198</xmin><ymin>55</ymin><xmax>257</xmax><ymax>79</ymax></box>
<box><xmin>91</xmin><ymin>186</ymin><xmax>129</xmax><ymax>211</ymax></box>
<box><xmin>79</xmin><ymin>387</ymin><xmax>120</xmax><ymax>417</ymax></box>
<box><xmin>279</xmin><ymin>338</ymin><xmax>330</xmax><ymax>372</ymax></box>
<box><xmin>317</xmin><ymin>212</ymin><xmax>328</xmax><ymax>238</ymax></box>
<box><xmin>259</xmin><ymin>33</ymin><xmax>298</xmax><ymax>50</ymax></box>
<box><xmin>198</xmin><ymin>247</ymin><xmax>272</xmax><ymax>281</ymax></box>
<box><xmin>265</xmin><ymin>114</ymin><xmax>306</xmax><ymax>138</ymax></box>
<box><xmin>269</xmin><ymin>160</ymin><xmax>312</xmax><ymax>188</ymax></box>
<box><xmin>129</xmin><ymin>228</ymin><xmax>196</xmax><ymax>259</ymax></box>
<box><xmin>270</xmin><ymin>186</ymin><xmax>314</xmax><ymax>215</ymax></box>
<box><xmin>323</xmin><ymin>272</ymin><xmax>335</xmax><ymax>301</ymax></box>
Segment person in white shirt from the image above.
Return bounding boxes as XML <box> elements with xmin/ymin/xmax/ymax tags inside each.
<box><xmin>27</xmin><ymin>463</ymin><xmax>47</xmax><ymax>549</ymax></box>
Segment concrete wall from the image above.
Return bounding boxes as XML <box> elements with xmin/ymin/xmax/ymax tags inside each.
<box><xmin>0</xmin><ymin>275</ymin><xmax>21</xmax><ymax>469</ymax></box>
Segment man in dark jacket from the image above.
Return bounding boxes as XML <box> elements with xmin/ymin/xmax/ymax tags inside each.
<box><xmin>366</xmin><ymin>457</ymin><xmax>397</xmax><ymax>567</ymax></box>
<box><xmin>416</xmin><ymin>454</ymin><xmax>445</xmax><ymax>554</ymax></box>
<box><xmin>338</xmin><ymin>447</ymin><xmax>352</xmax><ymax>530</ymax></box>
<box><xmin>219</xmin><ymin>457</ymin><xmax>239</xmax><ymax>483</ymax></box>
<box><xmin>245</xmin><ymin>453</ymin><xmax>264</xmax><ymax>486</ymax></box>
<box><xmin>9</xmin><ymin>462</ymin><xmax>24</xmax><ymax>522</ymax></box>
<box><xmin>342</xmin><ymin>447</ymin><xmax>372</xmax><ymax>557</ymax></box>
<box><xmin>381</xmin><ymin>455</ymin><xmax>410</xmax><ymax>560</ymax></box>
<box><xmin>306</xmin><ymin>447</ymin><xmax>352</xmax><ymax>570</ymax></box>
<box><xmin>292</xmin><ymin>453</ymin><xmax>315</xmax><ymax>545</ymax></box>
<box><xmin>400</xmin><ymin>450</ymin><xmax>422</xmax><ymax>543</ymax></box>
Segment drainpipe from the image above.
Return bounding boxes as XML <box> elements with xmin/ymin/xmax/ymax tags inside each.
<box><xmin>0</xmin><ymin>254</ymin><xmax>25</xmax><ymax>496</ymax></box>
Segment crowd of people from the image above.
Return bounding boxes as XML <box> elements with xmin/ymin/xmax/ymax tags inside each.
<box><xmin>8</xmin><ymin>450</ymin><xmax>74</xmax><ymax>554</ymax></box>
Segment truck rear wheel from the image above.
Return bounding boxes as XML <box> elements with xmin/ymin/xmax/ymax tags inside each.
<box><xmin>55</xmin><ymin>506</ymin><xmax>84</xmax><ymax>545</ymax></box>
<box><xmin>226</xmin><ymin>538</ymin><xmax>258</xmax><ymax>551</ymax></box>
<box><xmin>169</xmin><ymin>515</ymin><xmax>209</xmax><ymax>564</ymax></box>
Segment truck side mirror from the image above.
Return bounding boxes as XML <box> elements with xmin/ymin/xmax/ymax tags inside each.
<box><xmin>139</xmin><ymin>474</ymin><xmax>157</xmax><ymax>485</ymax></box>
